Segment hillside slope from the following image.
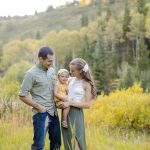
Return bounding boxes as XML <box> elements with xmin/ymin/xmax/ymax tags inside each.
<box><xmin>0</xmin><ymin>5</ymin><xmax>99</xmax><ymax>43</ymax></box>
<box><xmin>0</xmin><ymin>0</ymin><xmax>137</xmax><ymax>44</ymax></box>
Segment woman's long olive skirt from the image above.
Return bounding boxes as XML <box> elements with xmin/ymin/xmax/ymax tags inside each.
<box><xmin>62</xmin><ymin>107</ymin><xmax>86</xmax><ymax>150</ymax></box>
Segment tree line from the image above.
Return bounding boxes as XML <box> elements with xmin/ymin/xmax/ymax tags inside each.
<box><xmin>0</xmin><ymin>0</ymin><xmax>150</xmax><ymax>97</ymax></box>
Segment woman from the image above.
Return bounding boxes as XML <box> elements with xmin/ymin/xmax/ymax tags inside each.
<box><xmin>62</xmin><ymin>58</ymin><xmax>96</xmax><ymax>150</ymax></box>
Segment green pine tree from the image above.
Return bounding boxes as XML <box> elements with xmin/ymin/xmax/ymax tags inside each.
<box><xmin>97</xmin><ymin>0</ymin><xmax>101</xmax><ymax>16</ymax></box>
<box><xmin>80</xmin><ymin>34</ymin><xmax>93</xmax><ymax>64</ymax></box>
<box><xmin>63</xmin><ymin>50</ymin><xmax>73</xmax><ymax>71</ymax></box>
<box><xmin>110</xmin><ymin>41</ymin><xmax>118</xmax><ymax>78</ymax></box>
<box><xmin>122</xmin><ymin>1</ymin><xmax>131</xmax><ymax>39</ymax></box>
<box><xmin>93</xmin><ymin>28</ymin><xmax>110</xmax><ymax>94</ymax></box>
<box><xmin>35</xmin><ymin>31</ymin><xmax>41</xmax><ymax>39</ymax></box>
<box><xmin>0</xmin><ymin>43</ymin><xmax>3</xmax><ymax>61</ymax></box>
<box><xmin>141</xmin><ymin>70</ymin><xmax>150</xmax><ymax>92</ymax></box>
<box><xmin>137</xmin><ymin>0</ymin><xmax>148</xmax><ymax>15</ymax></box>
<box><xmin>120</xmin><ymin>67</ymin><xmax>135</xmax><ymax>89</ymax></box>
<box><xmin>81</xmin><ymin>35</ymin><xmax>89</xmax><ymax>59</ymax></box>
<box><xmin>136</xmin><ymin>37</ymin><xmax>150</xmax><ymax>72</ymax></box>
<box><xmin>81</xmin><ymin>13</ymin><xmax>89</xmax><ymax>27</ymax></box>
<box><xmin>106</xmin><ymin>5</ymin><xmax>111</xmax><ymax>21</ymax></box>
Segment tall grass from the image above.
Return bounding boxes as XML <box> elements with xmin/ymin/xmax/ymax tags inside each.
<box><xmin>86</xmin><ymin>126</ymin><xmax>150</xmax><ymax>150</ymax></box>
<box><xmin>0</xmin><ymin>121</ymin><xmax>149</xmax><ymax>150</ymax></box>
<box><xmin>0</xmin><ymin>84</ymin><xmax>150</xmax><ymax>150</ymax></box>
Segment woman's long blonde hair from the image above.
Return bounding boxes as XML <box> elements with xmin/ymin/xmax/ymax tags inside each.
<box><xmin>70</xmin><ymin>58</ymin><xmax>96</xmax><ymax>98</ymax></box>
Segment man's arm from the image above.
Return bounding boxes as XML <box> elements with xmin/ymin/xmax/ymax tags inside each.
<box><xmin>19</xmin><ymin>72</ymin><xmax>46</xmax><ymax>113</ymax></box>
<box><xmin>19</xmin><ymin>96</ymin><xmax>46</xmax><ymax>113</ymax></box>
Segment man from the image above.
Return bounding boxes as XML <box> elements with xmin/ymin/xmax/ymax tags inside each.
<box><xmin>19</xmin><ymin>46</ymin><xmax>61</xmax><ymax>150</ymax></box>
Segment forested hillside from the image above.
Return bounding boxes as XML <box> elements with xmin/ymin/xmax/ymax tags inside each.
<box><xmin>0</xmin><ymin>0</ymin><xmax>150</xmax><ymax>95</ymax></box>
<box><xmin>0</xmin><ymin>0</ymin><xmax>135</xmax><ymax>43</ymax></box>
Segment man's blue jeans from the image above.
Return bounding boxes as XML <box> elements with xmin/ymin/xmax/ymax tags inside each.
<box><xmin>31</xmin><ymin>112</ymin><xmax>61</xmax><ymax>150</ymax></box>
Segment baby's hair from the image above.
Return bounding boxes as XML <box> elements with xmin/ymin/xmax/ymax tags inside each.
<box><xmin>70</xmin><ymin>58</ymin><xmax>96</xmax><ymax>98</ymax></box>
<box><xmin>57</xmin><ymin>69</ymin><xmax>69</xmax><ymax>78</ymax></box>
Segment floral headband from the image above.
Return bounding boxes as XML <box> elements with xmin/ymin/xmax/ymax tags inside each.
<box><xmin>83</xmin><ymin>64</ymin><xmax>89</xmax><ymax>72</ymax></box>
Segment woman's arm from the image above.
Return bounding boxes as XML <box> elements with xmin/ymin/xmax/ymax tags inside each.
<box><xmin>63</xmin><ymin>82</ymin><xmax>93</xmax><ymax>109</ymax></box>
<box><xmin>69</xmin><ymin>100</ymin><xmax>92</xmax><ymax>109</ymax></box>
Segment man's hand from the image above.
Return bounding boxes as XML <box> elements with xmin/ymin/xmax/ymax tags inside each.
<box><xmin>37</xmin><ymin>104</ymin><xmax>47</xmax><ymax>113</ymax></box>
<box><xmin>19</xmin><ymin>96</ymin><xmax>47</xmax><ymax>113</ymax></box>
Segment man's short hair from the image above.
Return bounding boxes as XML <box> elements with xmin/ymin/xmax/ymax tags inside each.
<box><xmin>38</xmin><ymin>46</ymin><xmax>54</xmax><ymax>60</ymax></box>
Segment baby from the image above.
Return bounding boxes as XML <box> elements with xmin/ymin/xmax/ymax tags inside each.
<box><xmin>54</xmin><ymin>69</ymin><xmax>70</xmax><ymax>128</ymax></box>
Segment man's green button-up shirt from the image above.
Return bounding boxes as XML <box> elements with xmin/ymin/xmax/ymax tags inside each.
<box><xmin>19</xmin><ymin>64</ymin><xmax>57</xmax><ymax>116</ymax></box>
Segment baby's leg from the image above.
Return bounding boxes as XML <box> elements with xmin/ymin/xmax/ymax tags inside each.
<box><xmin>62</xmin><ymin>107</ymin><xmax>70</xmax><ymax>128</ymax></box>
<box><xmin>62</xmin><ymin>107</ymin><xmax>70</xmax><ymax>122</ymax></box>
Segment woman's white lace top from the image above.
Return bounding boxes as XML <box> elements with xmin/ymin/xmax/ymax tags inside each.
<box><xmin>68</xmin><ymin>77</ymin><xmax>85</xmax><ymax>103</ymax></box>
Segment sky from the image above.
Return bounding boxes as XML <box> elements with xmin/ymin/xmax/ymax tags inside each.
<box><xmin>0</xmin><ymin>0</ymin><xmax>69</xmax><ymax>17</ymax></box>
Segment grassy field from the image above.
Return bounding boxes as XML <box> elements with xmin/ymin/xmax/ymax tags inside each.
<box><xmin>0</xmin><ymin>120</ymin><xmax>149</xmax><ymax>150</ymax></box>
<box><xmin>0</xmin><ymin>85</ymin><xmax>149</xmax><ymax>150</ymax></box>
